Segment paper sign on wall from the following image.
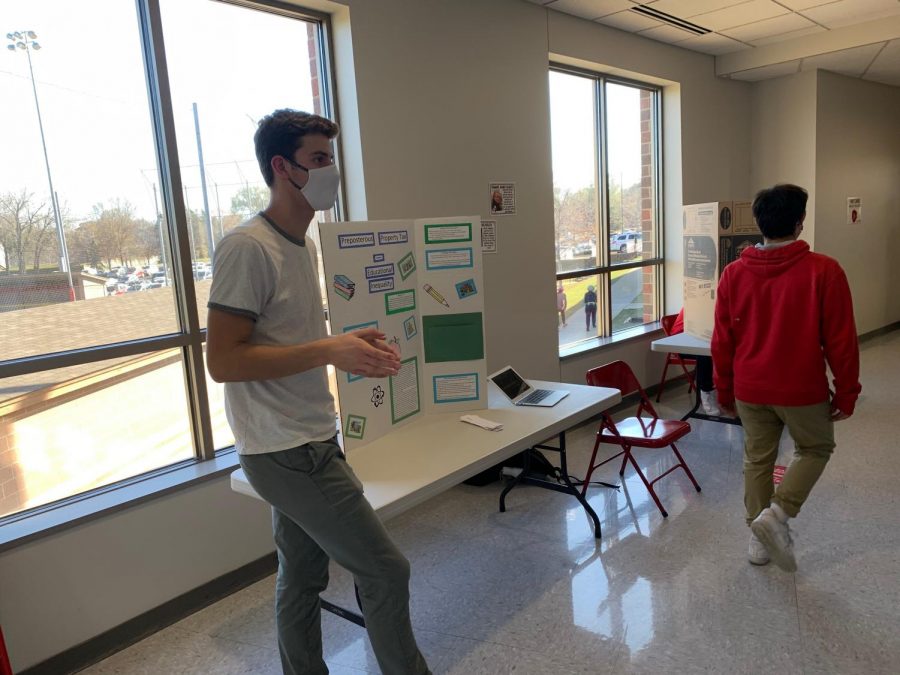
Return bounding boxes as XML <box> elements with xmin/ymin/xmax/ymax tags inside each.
<box><xmin>489</xmin><ymin>182</ymin><xmax>516</xmax><ymax>216</ymax></box>
<box><xmin>847</xmin><ymin>197</ymin><xmax>862</xmax><ymax>225</ymax></box>
<box><xmin>481</xmin><ymin>219</ymin><xmax>497</xmax><ymax>253</ymax></box>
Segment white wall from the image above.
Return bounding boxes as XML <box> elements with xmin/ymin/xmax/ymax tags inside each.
<box><xmin>0</xmin><ymin>0</ymin><xmax>765</xmax><ymax>669</ymax></box>
<box><xmin>0</xmin><ymin>480</ymin><xmax>273</xmax><ymax>671</ymax></box>
<box><xmin>338</xmin><ymin>0</ymin><xmax>561</xmax><ymax>381</ymax></box>
<box><xmin>750</xmin><ymin>70</ymin><xmax>818</xmax><ymax>242</ymax></box>
<box><xmin>814</xmin><ymin>71</ymin><xmax>900</xmax><ymax>334</ymax></box>
<box><xmin>749</xmin><ymin>69</ymin><xmax>900</xmax><ymax>335</ymax></box>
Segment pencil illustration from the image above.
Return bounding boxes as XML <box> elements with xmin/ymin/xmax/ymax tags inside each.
<box><xmin>423</xmin><ymin>283</ymin><xmax>450</xmax><ymax>308</ymax></box>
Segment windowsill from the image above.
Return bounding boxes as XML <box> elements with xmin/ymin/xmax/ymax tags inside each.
<box><xmin>559</xmin><ymin>321</ymin><xmax>664</xmax><ymax>361</ymax></box>
<box><xmin>0</xmin><ymin>450</ymin><xmax>240</xmax><ymax>553</ymax></box>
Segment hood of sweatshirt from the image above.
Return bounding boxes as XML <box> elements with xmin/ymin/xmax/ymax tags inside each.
<box><xmin>738</xmin><ymin>239</ymin><xmax>810</xmax><ymax>278</ymax></box>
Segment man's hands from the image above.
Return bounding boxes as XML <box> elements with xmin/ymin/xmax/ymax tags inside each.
<box><xmin>830</xmin><ymin>406</ymin><xmax>850</xmax><ymax>422</ymax></box>
<box><xmin>329</xmin><ymin>328</ymin><xmax>401</xmax><ymax>378</ymax></box>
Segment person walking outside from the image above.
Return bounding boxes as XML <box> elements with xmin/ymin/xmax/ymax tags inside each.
<box><xmin>557</xmin><ymin>283</ymin><xmax>568</xmax><ymax>327</ymax></box>
<box><xmin>584</xmin><ymin>284</ymin><xmax>597</xmax><ymax>331</ymax></box>
<box><xmin>711</xmin><ymin>183</ymin><xmax>860</xmax><ymax>572</ymax></box>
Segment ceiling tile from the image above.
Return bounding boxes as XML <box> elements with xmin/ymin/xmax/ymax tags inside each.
<box><xmin>678</xmin><ymin>31</ymin><xmax>752</xmax><ymax>53</ymax></box>
<box><xmin>548</xmin><ymin>0</ymin><xmax>637</xmax><ymax>19</ymax></box>
<box><xmin>647</xmin><ymin>0</ymin><xmax>747</xmax><ymax>17</ymax></box>
<box><xmin>863</xmin><ymin>38</ymin><xmax>900</xmax><ymax>84</ymax></box>
<box><xmin>750</xmin><ymin>25</ymin><xmax>827</xmax><ymax>46</ymax></box>
<box><xmin>688</xmin><ymin>0</ymin><xmax>791</xmax><ymax>30</ymax></box>
<box><xmin>596</xmin><ymin>9</ymin><xmax>664</xmax><ymax>30</ymax></box>
<box><xmin>729</xmin><ymin>60</ymin><xmax>803</xmax><ymax>81</ymax></box>
<box><xmin>800</xmin><ymin>43</ymin><xmax>887</xmax><ymax>76</ymax></box>
<box><xmin>721</xmin><ymin>12</ymin><xmax>817</xmax><ymax>42</ymax></box>
<box><xmin>638</xmin><ymin>24</ymin><xmax>697</xmax><ymax>43</ymax></box>
<box><xmin>863</xmin><ymin>72</ymin><xmax>900</xmax><ymax>86</ymax></box>
<box><xmin>775</xmin><ymin>0</ymin><xmax>839</xmax><ymax>9</ymax></box>
<box><xmin>800</xmin><ymin>0</ymin><xmax>900</xmax><ymax>28</ymax></box>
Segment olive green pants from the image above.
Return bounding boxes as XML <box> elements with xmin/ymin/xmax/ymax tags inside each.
<box><xmin>240</xmin><ymin>438</ymin><xmax>431</xmax><ymax>675</ymax></box>
<box><xmin>736</xmin><ymin>400</ymin><xmax>835</xmax><ymax>525</ymax></box>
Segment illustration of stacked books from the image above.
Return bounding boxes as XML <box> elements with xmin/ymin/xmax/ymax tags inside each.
<box><xmin>333</xmin><ymin>274</ymin><xmax>356</xmax><ymax>300</ymax></box>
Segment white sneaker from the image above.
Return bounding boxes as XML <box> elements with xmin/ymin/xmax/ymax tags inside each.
<box><xmin>700</xmin><ymin>390</ymin><xmax>722</xmax><ymax>416</ymax></box>
<box><xmin>748</xmin><ymin>532</ymin><xmax>770</xmax><ymax>565</ymax></box>
<box><xmin>750</xmin><ymin>508</ymin><xmax>797</xmax><ymax>572</ymax></box>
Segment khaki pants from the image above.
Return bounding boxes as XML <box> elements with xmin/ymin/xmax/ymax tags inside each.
<box><xmin>240</xmin><ymin>438</ymin><xmax>431</xmax><ymax>675</ymax></box>
<box><xmin>736</xmin><ymin>400</ymin><xmax>835</xmax><ymax>525</ymax></box>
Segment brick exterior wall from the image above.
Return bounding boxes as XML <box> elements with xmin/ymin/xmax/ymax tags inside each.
<box><xmin>640</xmin><ymin>90</ymin><xmax>657</xmax><ymax>324</ymax></box>
<box><xmin>307</xmin><ymin>23</ymin><xmax>322</xmax><ymax>116</ymax></box>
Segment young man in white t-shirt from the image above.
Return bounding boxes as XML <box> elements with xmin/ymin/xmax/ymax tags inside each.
<box><xmin>207</xmin><ymin>109</ymin><xmax>431</xmax><ymax>675</ymax></box>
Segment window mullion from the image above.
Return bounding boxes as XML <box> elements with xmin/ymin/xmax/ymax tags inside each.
<box><xmin>138</xmin><ymin>0</ymin><xmax>215</xmax><ymax>460</ymax></box>
<box><xmin>654</xmin><ymin>90</ymin><xmax>664</xmax><ymax>319</ymax></box>
<box><xmin>596</xmin><ymin>77</ymin><xmax>611</xmax><ymax>337</ymax></box>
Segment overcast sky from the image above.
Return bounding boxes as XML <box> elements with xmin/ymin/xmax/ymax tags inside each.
<box><xmin>3</xmin><ymin>0</ymin><xmax>642</xmax><ymax>225</ymax></box>
<box><xmin>2</xmin><ymin>0</ymin><xmax>315</xmax><ymax>223</ymax></box>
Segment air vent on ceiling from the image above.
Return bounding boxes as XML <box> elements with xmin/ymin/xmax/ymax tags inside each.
<box><xmin>631</xmin><ymin>4</ymin><xmax>711</xmax><ymax>36</ymax></box>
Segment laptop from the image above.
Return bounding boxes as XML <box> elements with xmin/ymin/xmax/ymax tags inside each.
<box><xmin>488</xmin><ymin>366</ymin><xmax>569</xmax><ymax>407</ymax></box>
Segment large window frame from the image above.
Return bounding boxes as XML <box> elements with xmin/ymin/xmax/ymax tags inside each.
<box><xmin>0</xmin><ymin>0</ymin><xmax>340</xmax><ymax>542</ymax></box>
<box><xmin>550</xmin><ymin>64</ymin><xmax>664</xmax><ymax>350</ymax></box>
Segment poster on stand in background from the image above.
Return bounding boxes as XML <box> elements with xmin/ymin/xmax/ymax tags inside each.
<box><xmin>321</xmin><ymin>216</ymin><xmax>487</xmax><ymax>451</ymax></box>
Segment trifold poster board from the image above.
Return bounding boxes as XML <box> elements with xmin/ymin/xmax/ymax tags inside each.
<box><xmin>682</xmin><ymin>201</ymin><xmax>761</xmax><ymax>340</ymax></box>
<box><xmin>320</xmin><ymin>216</ymin><xmax>486</xmax><ymax>451</ymax></box>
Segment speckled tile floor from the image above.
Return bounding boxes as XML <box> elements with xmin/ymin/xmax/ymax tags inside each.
<box><xmin>81</xmin><ymin>330</ymin><xmax>900</xmax><ymax>674</ymax></box>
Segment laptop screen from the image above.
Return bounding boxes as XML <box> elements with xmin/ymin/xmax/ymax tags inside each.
<box><xmin>490</xmin><ymin>367</ymin><xmax>531</xmax><ymax>399</ymax></box>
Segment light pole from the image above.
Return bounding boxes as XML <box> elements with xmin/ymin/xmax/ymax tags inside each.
<box><xmin>7</xmin><ymin>30</ymin><xmax>74</xmax><ymax>300</ymax></box>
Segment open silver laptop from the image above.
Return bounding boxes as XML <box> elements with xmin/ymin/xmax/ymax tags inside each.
<box><xmin>488</xmin><ymin>366</ymin><xmax>569</xmax><ymax>407</ymax></box>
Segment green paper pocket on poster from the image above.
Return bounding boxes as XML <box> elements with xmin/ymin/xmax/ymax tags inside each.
<box><xmin>422</xmin><ymin>312</ymin><xmax>484</xmax><ymax>363</ymax></box>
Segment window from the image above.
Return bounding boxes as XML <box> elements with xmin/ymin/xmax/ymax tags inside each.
<box><xmin>0</xmin><ymin>0</ymin><xmax>335</xmax><ymax>521</ymax></box>
<box><xmin>550</xmin><ymin>68</ymin><xmax>662</xmax><ymax>350</ymax></box>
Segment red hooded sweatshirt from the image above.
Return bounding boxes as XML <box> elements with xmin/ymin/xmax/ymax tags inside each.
<box><xmin>711</xmin><ymin>240</ymin><xmax>861</xmax><ymax>415</ymax></box>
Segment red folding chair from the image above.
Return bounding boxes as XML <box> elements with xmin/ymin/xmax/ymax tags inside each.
<box><xmin>0</xmin><ymin>625</ymin><xmax>12</xmax><ymax>675</ymax></box>
<box><xmin>656</xmin><ymin>313</ymin><xmax>696</xmax><ymax>402</ymax></box>
<box><xmin>584</xmin><ymin>361</ymin><xmax>701</xmax><ymax>517</ymax></box>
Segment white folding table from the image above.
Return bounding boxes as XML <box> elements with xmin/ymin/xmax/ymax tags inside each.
<box><xmin>650</xmin><ymin>333</ymin><xmax>741</xmax><ymax>425</ymax></box>
<box><xmin>231</xmin><ymin>380</ymin><xmax>621</xmax><ymax>625</ymax></box>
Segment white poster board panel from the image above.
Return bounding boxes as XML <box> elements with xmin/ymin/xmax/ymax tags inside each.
<box><xmin>320</xmin><ymin>216</ymin><xmax>486</xmax><ymax>451</ymax></box>
<box><xmin>321</xmin><ymin>220</ymin><xmax>423</xmax><ymax>450</ymax></box>
<box><xmin>415</xmin><ymin>216</ymin><xmax>487</xmax><ymax>415</ymax></box>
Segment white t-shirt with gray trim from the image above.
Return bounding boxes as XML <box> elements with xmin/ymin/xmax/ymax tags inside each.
<box><xmin>208</xmin><ymin>213</ymin><xmax>336</xmax><ymax>455</ymax></box>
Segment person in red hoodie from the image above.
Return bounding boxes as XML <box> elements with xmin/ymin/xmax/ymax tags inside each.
<box><xmin>712</xmin><ymin>184</ymin><xmax>860</xmax><ymax>572</ymax></box>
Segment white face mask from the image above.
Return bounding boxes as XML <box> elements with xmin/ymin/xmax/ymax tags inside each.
<box><xmin>285</xmin><ymin>159</ymin><xmax>341</xmax><ymax>211</ymax></box>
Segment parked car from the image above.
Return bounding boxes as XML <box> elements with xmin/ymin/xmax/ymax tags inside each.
<box><xmin>610</xmin><ymin>231</ymin><xmax>642</xmax><ymax>254</ymax></box>
<box><xmin>152</xmin><ymin>274</ymin><xmax>167</xmax><ymax>284</ymax></box>
<box><xmin>572</xmin><ymin>243</ymin><xmax>596</xmax><ymax>257</ymax></box>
